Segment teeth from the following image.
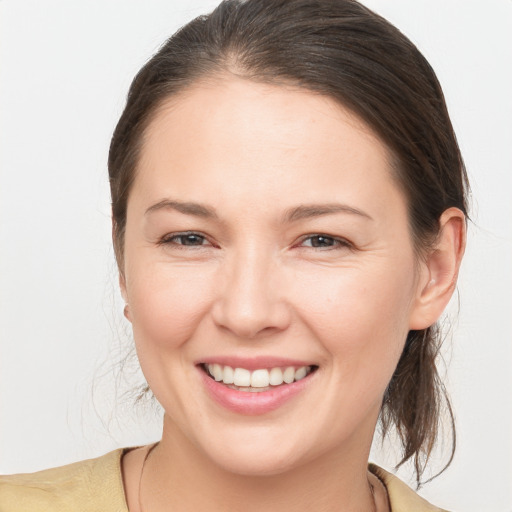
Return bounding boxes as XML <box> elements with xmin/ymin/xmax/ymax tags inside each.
<box><xmin>233</xmin><ymin>367</ymin><xmax>251</xmax><ymax>387</ymax></box>
<box><xmin>222</xmin><ymin>365</ymin><xmax>234</xmax><ymax>384</ymax></box>
<box><xmin>251</xmin><ymin>369</ymin><xmax>269</xmax><ymax>388</ymax></box>
<box><xmin>213</xmin><ymin>363</ymin><xmax>223</xmax><ymax>382</ymax></box>
<box><xmin>294</xmin><ymin>366</ymin><xmax>307</xmax><ymax>380</ymax></box>
<box><xmin>283</xmin><ymin>366</ymin><xmax>295</xmax><ymax>384</ymax></box>
<box><xmin>205</xmin><ymin>364</ymin><xmax>313</xmax><ymax>390</ymax></box>
<box><xmin>269</xmin><ymin>367</ymin><xmax>284</xmax><ymax>386</ymax></box>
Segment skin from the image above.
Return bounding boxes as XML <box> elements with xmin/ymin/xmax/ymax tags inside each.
<box><xmin>120</xmin><ymin>76</ymin><xmax>465</xmax><ymax>511</ymax></box>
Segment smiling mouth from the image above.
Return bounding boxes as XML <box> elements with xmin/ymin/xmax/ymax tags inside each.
<box><xmin>201</xmin><ymin>363</ymin><xmax>318</xmax><ymax>392</ymax></box>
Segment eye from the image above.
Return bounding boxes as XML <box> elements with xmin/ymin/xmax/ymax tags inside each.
<box><xmin>160</xmin><ymin>231</ymin><xmax>210</xmax><ymax>247</ymax></box>
<box><xmin>298</xmin><ymin>234</ymin><xmax>351</xmax><ymax>250</ymax></box>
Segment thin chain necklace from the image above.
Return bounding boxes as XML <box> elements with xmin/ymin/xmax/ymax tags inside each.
<box><xmin>137</xmin><ymin>443</ymin><xmax>382</xmax><ymax>512</ymax></box>
<box><xmin>138</xmin><ymin>443</ymin><xmax>159</xmax><ymax>512</ymax></box>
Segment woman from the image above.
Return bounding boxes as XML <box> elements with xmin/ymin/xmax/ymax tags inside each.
<box><xmin>0</xmin><ymin>0</ymin><xmax>468</xmax><ymax>510</ymax></box>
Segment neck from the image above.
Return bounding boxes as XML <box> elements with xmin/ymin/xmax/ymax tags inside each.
<box><xmin>140</xmin><ymin>416</ymin><xmax>379</xmax><ymax>512</ymax></box>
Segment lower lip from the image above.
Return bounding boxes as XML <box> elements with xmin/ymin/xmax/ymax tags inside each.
<box><xmin>199</xmin><ymin>367</ymin><xmax>315</xmax><ymax>415</ymax></box>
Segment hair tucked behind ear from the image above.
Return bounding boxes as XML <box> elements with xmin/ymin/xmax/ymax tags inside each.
<box><xmin>109</xmin><ymin>0</ymin><xmax>469</xmax><ymax>485</ymax></box>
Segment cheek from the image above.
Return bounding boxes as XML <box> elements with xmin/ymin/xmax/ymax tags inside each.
<box><xmin>291</xmin><ymin>261</ymin><xmax>416</xmax><ymax>370</ymax></box>
<box><xmin>128</xmin><ymin>261</ymin><xmax>216</xmax><ymax>350</ymax></box>
<box><xmin>287</xmin><ymin>262</ymin><xmax>417</xmax><ymax>440</ymax></box>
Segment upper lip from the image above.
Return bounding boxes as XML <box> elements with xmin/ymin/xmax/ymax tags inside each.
<box><xmin>197</xmin><ymin>356</ymin><xmax>317</xmax><ymax>371</ymax></box>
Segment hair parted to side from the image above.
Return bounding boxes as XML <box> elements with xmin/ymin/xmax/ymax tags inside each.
<box><xmin>108</xmin><ymin>0</ymin><xmax>469</xmax><ymax>486</ymax></box>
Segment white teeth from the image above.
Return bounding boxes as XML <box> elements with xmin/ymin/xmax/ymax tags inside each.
<box><xmin>251</xmin><ymin>369</ymin><xmax>269</xmax><ymax>388</ymax></box>
<box><xmin>222</xmin><ymin>365</ymin><xmax>234</xmax><ymax>384</ymax></box>
<box><xmin>233</xmin><ymin>367</ymin><xmax>251</xmax><ymax>387</ymax></box>
<box><xmin>283</xmin><ymin>366</ymin><xmax>295</xmax><ymax>384</ymax></box>
<box><xmin>269</xmin><ymin>367</ymin><xmax>284</xmax><ymax>386</ymax></box>
<box><xmin>206</xmin><ymin>364</ymin><xmax>314</xmax><ymax>389</ymax></box>
<box><xmin>294</xmin><ymin>366</ymin><xmax>307</xmax><ymax>381</ymax></box>
<box><xmin>213</xmin><ymin>363</ymin><xmax>223</xmax><ymax>382</ymax></box>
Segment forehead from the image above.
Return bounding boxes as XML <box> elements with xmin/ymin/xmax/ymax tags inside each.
<box><xmin>133</xmin><ymin>76</ymin><xmax>404</xmax><ymax>219</ymax></box>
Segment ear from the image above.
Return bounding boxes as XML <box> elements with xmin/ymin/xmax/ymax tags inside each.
<box><xmin>119</xmin><ymin>272</ymin><xmax>128</xmax><ymax>302</ymax></box>
<box><xmin>112</xmin><ymin>216</ymin><xmax>131</xmax><ymax>320</ymax></box>
<box><xmin>409</xmin><ymin>207</ymin><xmax>466</xmax><ymax>330</ymax></box>
<box><xmin>119</xmin><ymin>272</ymin><xmax>132</xmax><ymax>322</ymax></box>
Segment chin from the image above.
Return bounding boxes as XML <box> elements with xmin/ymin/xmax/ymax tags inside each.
<box><xmin>207</xmin><ymin>446</ymin><xmax>302</xmax><ymax>477</ymax></box>
<box><xmin>196</xmin><ymin>422</ymin><xmax>333</xmax><ymax>478</ymax></box>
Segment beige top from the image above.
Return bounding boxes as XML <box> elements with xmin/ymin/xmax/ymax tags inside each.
<box><xmin>0</xmin><ymin>449</ymin><xmax>448</xmax><ymax>511</ymax></box>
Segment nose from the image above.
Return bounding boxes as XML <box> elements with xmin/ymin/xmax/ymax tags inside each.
<box><xmin>211</xmin><ymin>248</ymin><xmax>291</xmax><ymax>339</ymax></box>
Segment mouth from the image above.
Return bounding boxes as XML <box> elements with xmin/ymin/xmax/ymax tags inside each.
<box><xmin>200</xmin><ymin>363</ymin><xmax>318</xmax><ymax>393</ymax></box>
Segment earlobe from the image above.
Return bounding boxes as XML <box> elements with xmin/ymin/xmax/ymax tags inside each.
<box><xmin>409</xmin><ymin>207</ymin><xmax>466</xmax><ymax>330</ymax></box>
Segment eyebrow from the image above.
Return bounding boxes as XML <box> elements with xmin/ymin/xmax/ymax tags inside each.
<box><xmin>283</xmin><ymin>203</ymin><xmax>373</xmax><ymax>223</ymax></box>
<box><xmin>145</xmin><ymin>198</ymin><xmax>372</xmax><ymax>222</ymax></box>
<box><xmin>145</xmin><ymin>199</ymin><xmax>218</xmax><ymax>219</ymax></box>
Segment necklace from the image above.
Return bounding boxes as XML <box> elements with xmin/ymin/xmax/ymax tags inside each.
<box><xmin>138</xmin><ymin>442</ymin><xmax>159</xmax><ymax>512</ymax></box>
<box><xmin>137</xmin><ymin>443</ymin><xmax>384</xmax><ymax>512</ymax></box>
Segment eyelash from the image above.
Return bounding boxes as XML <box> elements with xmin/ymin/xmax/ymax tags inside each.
<box><xmin>158</xmin><ymin>232</ymin><xmax>352</xmax><ymax>251</ymax></box>
<box><xmin>295</xmin><ymin>234</ymin><xmax>352</xmax><ymax>250</ymax></box>
<box><xmin>158</xmin><ymin>231</ymin><xmax>212</xmax><ymax>248</ymax></box>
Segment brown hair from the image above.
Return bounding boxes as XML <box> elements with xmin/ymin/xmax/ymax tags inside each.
<box><xmin>108</xmin><ymin>0</ymin><xmax>469</xmax><ymax>485</ymax></box>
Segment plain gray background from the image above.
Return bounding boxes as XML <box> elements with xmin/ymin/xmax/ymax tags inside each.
<box><xmin>1</xmin><ymin>1</ymin><xmax>511</xmax><ymax>510</ymax></box>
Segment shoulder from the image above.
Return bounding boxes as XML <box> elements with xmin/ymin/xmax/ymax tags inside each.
<box><xmin>0</xmin><ymin>449</ymin><xmax>128</xmax><ymax>512</ymax></box>
<box><xmin>369</xmin><ymin>464</ymin><xmax>450</xmax><ymax>512</ymax></box>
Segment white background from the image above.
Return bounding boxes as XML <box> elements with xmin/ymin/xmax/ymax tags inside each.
<box><xmin>1</xmin><ymin>1</ymin><xmax>511</xmax><ymax>510</ymax></box>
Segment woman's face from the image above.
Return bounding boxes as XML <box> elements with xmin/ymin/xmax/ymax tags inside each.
<box><xmin>121</xmin><ymin>77</ymin><xmax>429</xmax><ymax>475</ymax></box>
